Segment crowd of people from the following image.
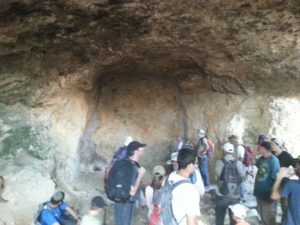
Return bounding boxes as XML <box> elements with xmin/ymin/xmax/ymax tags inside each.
<box><xmin>1</xmin><ymin>131</ymin><xmax>299</xmax><ymax>225</ymax></box>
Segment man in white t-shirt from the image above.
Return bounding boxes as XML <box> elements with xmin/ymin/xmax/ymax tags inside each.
<box><xmin>168</xmin><ymin>148</ymin><xmax>200</xmax><ymax>225</ymax></box>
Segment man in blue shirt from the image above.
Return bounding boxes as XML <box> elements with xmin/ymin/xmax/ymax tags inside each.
<box><xmin>254</xmin><ymin>141</ymin><xmax>280</xmax><ymax>225</ymax></box>
<box><xmin>272</xmin><ymin>157</ymin><xmax>300</xmax><ymax>225</ymax></box>
<box><xmin>40</xmin><ymin>192</ymin><xmax>80</xmax><ymax>225</ymax></box>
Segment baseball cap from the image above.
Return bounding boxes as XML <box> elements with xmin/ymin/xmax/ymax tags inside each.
<box><xmin>167</xmin><ymin>152</ymin><xmax>178</xmax><ymax>165</ymax></box>
<box><xmin>123</xmin><ymin>136</ymin><xmax>133</xmax><ymax>146</ymax></box>
<box><xmin>91</xmin><ymin>196</ymin><xmax>107</xmax><ymax>208</ymax></box>
<box><xmin>152</xmin><ymin>165</ymin><xmax>166</xmax><ymax>176</ymax></box>
<box><xmin>271</xmin><ymin>137</ymin><xmax>285</xmax><ymax>148</ymax></box>
<box><xmin>127</xmin><ymin>141</ymin><xmax>146</xmax><ymax>154</ymax></box>
<box><xmin>51</xmin><ymin>191</ymin><xmax>65</xmax><ymax>203</ymax></box>
<box><xmin>256</xmin><ymin>134</ymin><xmax>269</xmax><ymax>144</ymax></box>
<box><xmin>223</xmin><ymin>143</ymin><xmax>234</xmax><ymax>153</ymax></box>
<box><xmin>229</xmin><ymin>204</ymin><xmax>247</xmax><ymax>219</ymax></box>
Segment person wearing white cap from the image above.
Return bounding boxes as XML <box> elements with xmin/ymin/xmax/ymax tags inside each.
<box><xmin>196</xmin><ymin>129</ymin><xmax>211</xmax><ymax>188</ymax></box>
<box><xmin>228</xmin><ymin>204</ymin><xmax>249</xmax><ymax>225</ymax></box>
<box><xmin>215</xmin><ymin>143</ymin><xmax>244</xmax><ymax>225</ymax></box>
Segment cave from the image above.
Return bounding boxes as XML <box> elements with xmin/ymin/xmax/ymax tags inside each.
<box><xmin>1</xmin><ymin>0</ymin><xmax>300</xmax><ymax>224</ymax></box>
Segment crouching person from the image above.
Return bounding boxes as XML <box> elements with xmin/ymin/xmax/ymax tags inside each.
<box><xmin>81</xmin><ymin>196</ymin><xmax>107</xmax><ymax>225</ymax></box>
<box><xmin>40</xmin><ymin>191</ymin><xmax>81</xmax><ymax>225</ymax></box>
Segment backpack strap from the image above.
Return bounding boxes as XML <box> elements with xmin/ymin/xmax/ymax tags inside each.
<box><xmin>171</xmin><ymin>178</ymin><xmax>190</xmax><ymax>224</ymax></box>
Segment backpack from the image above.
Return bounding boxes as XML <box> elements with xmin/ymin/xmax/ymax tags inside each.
<box><xmin>242</xmin><ymin>145</ymin><xmax>255</xmax><ymax>166</ymax></box>
<box><xmin>105</xmin><ymin>158</ymin><xmax>136</xmax><ymax>202</ymax></box>
<box><xmin>104</xmin><ymin>146</ymin><xmax>128</xmax><ymax>193</ymax></box>
<box><xmin>207</xmin><ymin>139</ymin><xmax>215</xmax><ymax>157</ymax></box>
<box><xmin>154</xmin><ymin>176</ymin><xmax>189</xmax><ymax>225</ymax></box>
<box><xmin>218</xmin><ymin>159</ymin><xmax>242</xmax><ymax>198</ymax></box>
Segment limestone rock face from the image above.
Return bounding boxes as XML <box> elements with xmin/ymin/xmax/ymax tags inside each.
<box><xmin>1</xmin><ymin>0</ymin><xmax>300</xmax><ymax>224</ymax></box>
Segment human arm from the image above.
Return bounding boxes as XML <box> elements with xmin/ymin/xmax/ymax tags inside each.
<box><xmin>130</xmin><ymin>167</ymin><xmax>146</xmax><ymax>196</ymax></box>
<box><xmin>66</xmin><ymin>206</ymin><xmax>81</xmax><ymax>224</ymax></box>
<box><xmin>271</xmin><ymin>167</ymin><xmax>289</xmax><ymax>200</ymax></box>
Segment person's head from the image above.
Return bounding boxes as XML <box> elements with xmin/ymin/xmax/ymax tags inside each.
<box><xmin>256</xmin><ymin>134</ymin><xmax>269</xmax><ymax>145</ymax></box>
<box><xmin>50</xmin><ymin>191</ymin><xmax>65</xmax><ymax>206</ymax></box>
<box><xmin>153</xmin><ymin>165</ymin><xmax>166</xmax><ymax>177</ymax></box>
<box><xmin>257</xmin><ymin>141</ymin><xmax>272</xmax><ymax>157</ymax></box>
<box><xmin>223</xmin><ymin>143</ymin><xmax>235</xmax><ymax>155</ymax></box>
<box><xmin>271</xmin><ymin>137</ymin><xmax>285</xmax><ymax>154</ymax></box>
<box><xmin>167</xmin><ymin>152</ymin><xmax>179</xmax><ymax>170</ymax></box>
<box><xmin>228</xmin><ymin>135</ymin><xmax>239</xmax><ymax>146</ymax></box>
<box><xmin>123</xmin><ymin>136</ymin><xmax>133</xmax><ymax>147</ymax></box>
<box><xmin>229</xmin><ymin>204</ymin><xmax>247</xmax><ymax>221</ymax></box>
<box><xmin>294</xmin><ymin>156</ymin><xmax>300</xmax><ymax>178</ymax></box>
<box><xmin>176</xmin><ymin>136</ymin><xmax>183</xmax><ymax>143</ymax></box>
<box><xmin>177</xmin><ymin>148</ymin><xmax>197</xmax><ymax>174</ymax></box>
<box><xmin>91</xmin><ymin>196</ymin><xmax>107</xmax><ymax>211</ymax></box>
<box><xmin>198</xmin><ymin>129</ymin><xmax>205</xmax><ymax>139</ymax></box>
<box><xmin>127</xmin><ymin>141</ymin><xmax>146</xmax><ymax>158</ymax></box>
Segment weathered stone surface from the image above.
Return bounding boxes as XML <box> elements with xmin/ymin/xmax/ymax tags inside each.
<box><xmin>1</xmin><ymin>0</ymin><xmax>300</xmax><ymax>224</ymax></box>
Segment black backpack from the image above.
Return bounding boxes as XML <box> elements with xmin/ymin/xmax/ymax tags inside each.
<box><xmin>218</xmin><ymin>159</ymin><xmax>242</xmax><ymax>198</ymax></box>
<box><xmin>105</xmin><ymin>158</ymin><xmax>136</xmax><ymax>202</ymax></box>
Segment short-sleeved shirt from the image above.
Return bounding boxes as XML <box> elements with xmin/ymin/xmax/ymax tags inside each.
<box><xmin>280</xmin><ymin>179</ymin><xmax>300</xmax><ymax>225</ymax></box>
<box><xmin>277</xmin><ymin>151</ymin><xmax>295</xmax><ymax>168</ymax></box>
<box><xmin>254</xmin><ymin>155</ymin><xmax>280</xmax><ymax>201</ymax></box>
<box><xmin>168</xmin><ymin>172</ymin><xmax>200</xmax><ymax>225</ymax></box>
<box><xmin>40</xmin><ymin>201</ymin><xmax>68</xmax><ymax>225</ymax></box>
<box><xmin>129</xmin><ymin>160</ymin><xmax>140</xmax><ymax>202</ymax></box>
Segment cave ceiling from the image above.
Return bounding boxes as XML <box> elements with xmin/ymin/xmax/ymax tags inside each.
<box><xmin>1</xmin><ymin>0</ymin><xmax>300</xmax><ymax>106</ymax></box>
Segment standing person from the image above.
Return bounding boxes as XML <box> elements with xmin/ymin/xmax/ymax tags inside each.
<box><xmin>145</xmin><ymin>165</ymin><xmax>166</xmax><ymax>219</ymax></box>
<box><xmin>168</xmin><ymin>147</ymin><xmax>201</xmax><ymax>225</ymax></box>
<box><xmin>228</xmin><ymin>135</ymin><xmax>245</xmax><ymax>162</ymax></box>
<box><xmin>196</xmin><ymin>129</ymin><xmax>210</xmax><ymax>189</ymax></box>
<box><xmin>215</xmin><ymin>143</ymin><xmax>243</xmax><ymax>225</ymax></box>
<box><xmin>0</xmin><ymin>176</ymin><xmax>8</xmax><ymax>203</ymax></box>
<box><xmin>40</xmin><ymin>191</ymin><xmax>81</xmax><ymax>225</ymax></box>
<box><xmin>254</xmin><ymin>141</ymin><xmax>280</xmax><ymax>225</ymax></box>
<box><xmin>271</xmin><ymin>137</ymin><xmax>294</xmax><ymax>168</ymax></box>
<box><xmin>228</xmin><ymin>204</ymin><xmax>250</xmax><ymax>225</ymax></box>
<box><xmin>271</xmin><ymin>157</ymin><xmax>300</xmax><ymax>225</ymax></box>
<box><xmin>81</xmin><ymin>196</ymin><xmax>107</xmax><ymax>225</ymax></box>
<box><xmin>175</xmin><ymin>136</ymin><xmax>184</xmax><ymax>152</ymax></box>
<box><xmin>167</xmin><ymin>152</ymin><xmax>179</xmax><ymax>173</ymax></box>
<box><xmin>113</xmin><ymin>141</ymin><xmax>146</xmax><ymax>225</ymax></box>
<box><xmin>271</xmin><ymin>137</ymin><xmax>295</xmax><ymax>223</ymax></box>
